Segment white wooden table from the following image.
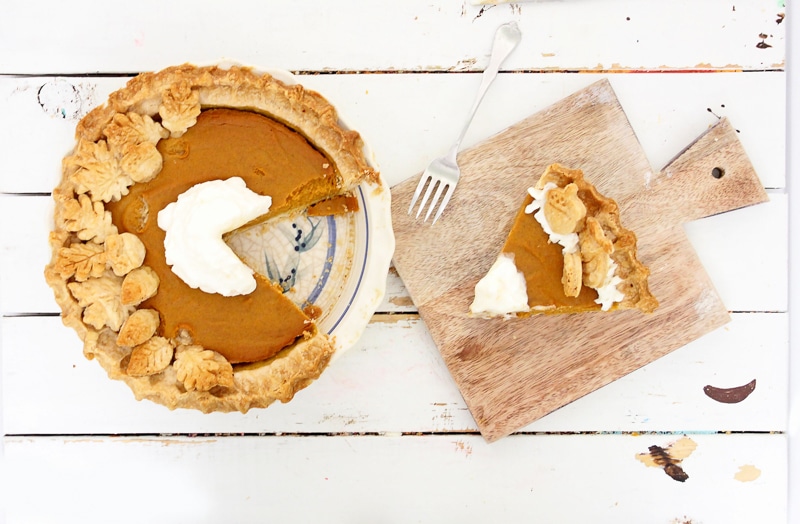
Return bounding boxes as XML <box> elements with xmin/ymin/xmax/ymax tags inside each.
<box><xmin>1</xmin><ymin>1</ymin><xmax>796</xmax><ymax>522</ymax></box>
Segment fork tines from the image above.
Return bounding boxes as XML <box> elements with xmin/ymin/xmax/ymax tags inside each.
<box><xmin>408</xmin><ymin>174</ymin><xmax>455</xmax><ymax>224</ymax></box>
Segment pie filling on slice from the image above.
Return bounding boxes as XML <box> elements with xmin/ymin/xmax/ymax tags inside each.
<box><xmin>45</xmin><ymin>64</ymin><xmax>380</xmax><ymax>412</ymax></box>
<box><xmin>470</xmin><ymin>163</ymin><xmax>658</xmax><ymax>317</ymax></box>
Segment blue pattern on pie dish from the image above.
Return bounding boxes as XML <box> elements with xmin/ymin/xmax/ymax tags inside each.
<box><xmin>227</xmin><ymin>186</ymin><xmax>371</xmax><ymax>334</ymax></box>
<box><xmin>228</xmin><ymin>185</ymin><xmax>368</xmax><ymax>337</ymax></box>
<box><xmin>263</xmin><ymin>214</ymin><xmax>331</xmax><ymax>295</ymax></box>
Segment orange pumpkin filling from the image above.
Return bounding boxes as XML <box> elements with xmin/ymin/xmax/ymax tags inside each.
<box><xmin>501</xmin><ymin>194</ymin><xmax>601</xmax><ymax>313</ymax></box>
<box><xmin>107</xmin><ymin>108</ymin><xmax>351</xmax><ymax>363</ymax></box>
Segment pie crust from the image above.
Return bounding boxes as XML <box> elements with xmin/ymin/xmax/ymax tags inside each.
<box><xmin>45</xmin><ymin>64</ymin><xmax>378</xmax><ymax>412</ymax></box>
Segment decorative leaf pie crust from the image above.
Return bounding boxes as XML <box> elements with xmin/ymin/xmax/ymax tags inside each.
<box><xmin>45</xmin><ymin>64</ymin><xmax>378</xmax><ymax>412</ymax></box>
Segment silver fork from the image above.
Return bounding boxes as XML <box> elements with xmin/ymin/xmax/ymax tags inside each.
<box><xmin>408</xmin><ymin>21</ymin><xmax>522</xmax><ymax>224</ymax></box>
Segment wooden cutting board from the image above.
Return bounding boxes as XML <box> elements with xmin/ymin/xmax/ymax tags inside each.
<box><xmin>390</xmin><ymin>79</ymin><xmax>768</xmax><ymax>442</ymax></box>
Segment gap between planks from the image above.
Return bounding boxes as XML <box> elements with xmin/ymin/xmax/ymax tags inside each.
<box><xmin>3</xmin><ymin>430</ymin><xmax>783</xmax><ymax>439</ymax></box>
<box><xmin>0</xmin><ymin>68</ymin><xmax>785</xmax><ymax>79</ymax></box>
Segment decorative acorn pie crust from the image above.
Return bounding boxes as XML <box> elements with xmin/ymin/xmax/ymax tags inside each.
<box><xmin>44</xmin><ymin>64</ymin><xmax>379</xmax><ymax>412</ymax></box>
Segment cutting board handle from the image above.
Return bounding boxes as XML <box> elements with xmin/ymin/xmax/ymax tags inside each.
<box><xmin>628</xmin><ymin>118</ymin><xmax>768</xmax><ymax>225</ymax></box>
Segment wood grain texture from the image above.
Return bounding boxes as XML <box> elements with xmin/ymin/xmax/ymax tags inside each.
<box><xmin>391</xmin><ymin>79</ymin><xmax>768</xmax><ymax>441</ymax></box>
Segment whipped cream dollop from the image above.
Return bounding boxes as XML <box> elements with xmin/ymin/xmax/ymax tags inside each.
<box><xmin>594</xmin><ymin>260</ymin><xmax>625</xmax><ymax>310</ymax></box>
<box><xmin>470</xmin><ymin>253</ymin><xmax>530</xmax><ymax>317</ymax></box>
<box><xmin>157</xmin><ymin>177</ymin><xmax>272</xmax><ymax>297</ymax></box>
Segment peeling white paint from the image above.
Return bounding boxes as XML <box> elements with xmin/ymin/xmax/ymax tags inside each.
<box><xmin>36</xmin><ymin>79</ymin><xmax>97</xmax><ymax>121</ymax></box>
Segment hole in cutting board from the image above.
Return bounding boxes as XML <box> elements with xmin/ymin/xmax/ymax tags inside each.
<box><xmin>711</xmin><ymin>167</ymin><xmax>726</xmax><ymax>179</ymax></box>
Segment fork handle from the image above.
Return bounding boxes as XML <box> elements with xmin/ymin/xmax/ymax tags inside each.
<box><xmin>452</xmin><ymin>21</ymin><xmax>522</xmax><ymax>158</ymax></box>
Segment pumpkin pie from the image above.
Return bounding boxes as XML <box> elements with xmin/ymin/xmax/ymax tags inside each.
<box><xmin>44</xmin><ymin>64</ymin><xmax>380</xmax><ymax>412</ymax></box>
<box><xmin>470</xmin><ymin>163</ymin><xmax>657</xmax><ymax>317</ymax></box>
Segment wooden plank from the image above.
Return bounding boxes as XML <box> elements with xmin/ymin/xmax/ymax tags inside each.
<box><xmin>2</xmin><ymin>313</ymin><xmax>787</xmax><ymax>435</ymax></box>
<box><xmin>0</xmin><ymin>72</ymin><xmax>786</xmax><ymax>194</ymax></box>
<box><xmin>0</xmin><ymin>0</ymin><xmax>785</xmax><ymax>74</ymax></box>
<box><xmin>1</xmin><ymin>314</ymin><xmax>467</xmax><ymax>435</ymax></box>
<box><xmin>2</xmin><ymin>433</ymin><xmax>787</xmax><ymax>523</ymax></box>
<box><xmin>390</xmin><ymin>80</ymin><xmax>770</xmax><ymax>441</ymax></box>
<box><xmin>0</xmin><ymin>195</ymin><xmax>59</xmax><ymax>314</ymax></box>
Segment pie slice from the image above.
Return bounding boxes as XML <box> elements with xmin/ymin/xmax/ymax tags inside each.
<box><xmin>470</xmin><ymin>163</ymin><xmax>658</xmax><ymax>317</ymax></box>
<box><xmin>45</xmin><ymin>64</ymin><xmax>381</xmax><ymax>412</ymax></box>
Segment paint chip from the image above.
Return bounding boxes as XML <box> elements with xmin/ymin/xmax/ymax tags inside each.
<box><xmin>734</xmin><ymin>464</ymin><xmax>761</xmax><ymax>482</ymax></box>
<box><xmin>37</xmin><ymin>79</ymin><xmax>95</xmax><ymax>121</ymax></box>
<box><xmin>636</xmin><ymin>436</ymin><xmax>697</xmax><ymax>482</ymax></box>
<box><xmin>703</xmin><ymin>379</ymin><xmax>756</xmax><ymax>404</ymax></box>
<box><xmin>454</xmin><ymin>440</ymin><xmax>473</xmax><ymax>457</ymax></box>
